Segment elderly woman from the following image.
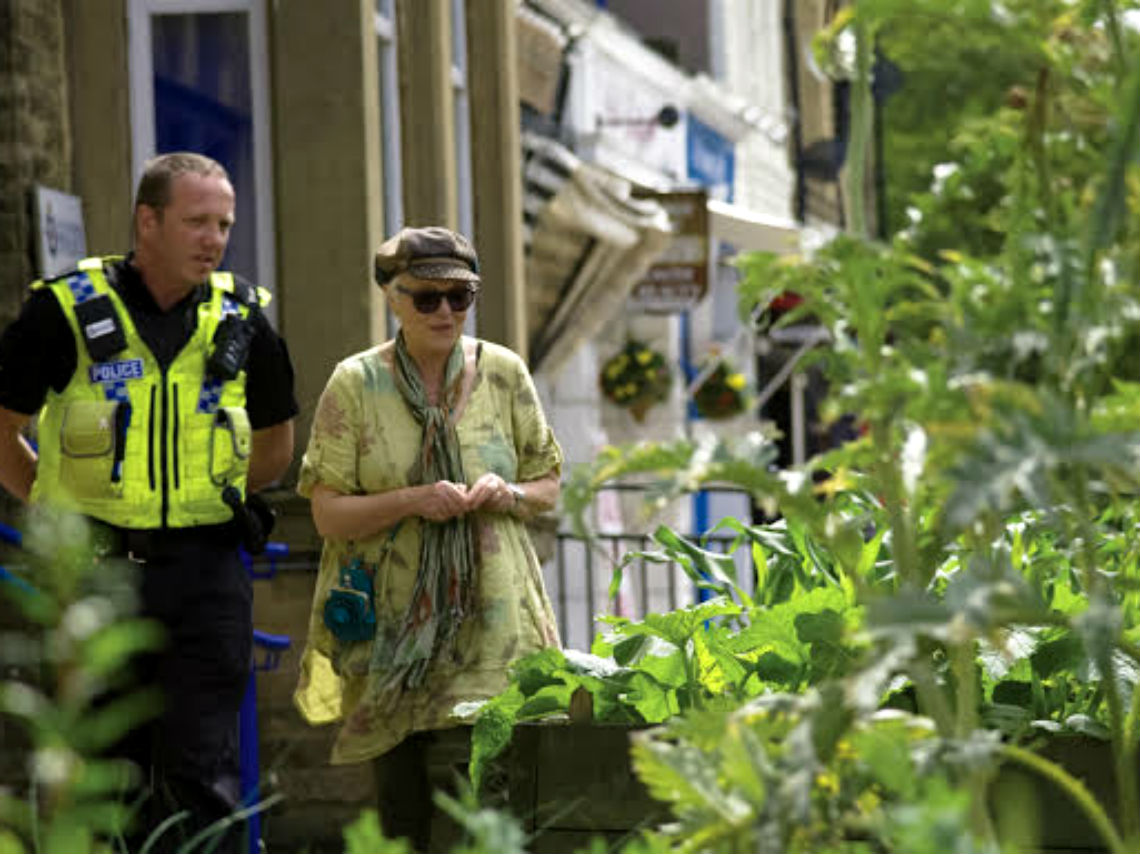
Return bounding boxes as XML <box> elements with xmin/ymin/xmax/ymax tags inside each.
<box><xmin>293</xmin><ymin>226</ymin><xmax>562</xmax><ymax>850</ymax></box>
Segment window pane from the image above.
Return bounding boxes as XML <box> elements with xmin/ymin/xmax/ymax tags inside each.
<box><xmin>151</xmin><ymin>13</ymin><xmax>258</xmax><ymax>284</ymax></box>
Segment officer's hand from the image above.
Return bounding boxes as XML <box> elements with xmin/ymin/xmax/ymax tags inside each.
<box><xmin>417</xmin><ymin>481</ymin><xmax>469</xmax><ymax>522</ymax></box>
<box><xmin>465</xmin><ymin>473</ymin><xmax>514</xmax><ymax>513</ymax></box>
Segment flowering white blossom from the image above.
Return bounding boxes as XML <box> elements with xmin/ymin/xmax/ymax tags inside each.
<box><xmin>931</xmin><ymin>162</ymin><xmax>960</xmax><ymax>196</ymax></box>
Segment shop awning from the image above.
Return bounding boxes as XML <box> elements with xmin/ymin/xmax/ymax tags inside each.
<box><xmin>707</xmin><ymin>198</ymin><xmax>800</xmax><ymax>254</ymax></box>
<box><xmin>523</xmin><ymin>132</ymin><xmax>673</xmax><ymax>377</ymax></box>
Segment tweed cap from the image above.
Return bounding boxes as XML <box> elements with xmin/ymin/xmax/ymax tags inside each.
<box><xmin>373</xmin><ymin>226</ymin><xmax>481</xmax><ymax>286</ymax></box>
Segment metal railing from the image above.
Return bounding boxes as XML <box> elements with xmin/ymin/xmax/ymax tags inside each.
<box><xmin>546</xmin><ymin>529</ymin><xmax>751</xmax><ymax>651</ymax></box>
<box><xmin>273</xmin><ymin>489</ymin><xmax>761</xmax><ymax>652</ymax></box>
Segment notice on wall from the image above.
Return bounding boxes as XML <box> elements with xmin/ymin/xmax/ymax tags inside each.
<box><xmin>629</xmin><ymin>190</ymin><xmax>709</xmax><ymax>312</ymax></box>
<box><xmin>33</xmin><ymin>185</ymin><xmax>87</xmax><ymax>280</ymax></box>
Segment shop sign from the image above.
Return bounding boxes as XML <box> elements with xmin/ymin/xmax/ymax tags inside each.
<box><xmin>687</xmin><ymin>115</ymin><xmax>735</xmax><ymax>202</ymax></box>
<box><xmin>630</xmin><ymin>190</ymin><xmax>709</xmax><ymax>312</ymax></box>
<box><xmin>33</xmin><ymin>185</ymin><xmax>87</xmax><ymax>279</ymax></box>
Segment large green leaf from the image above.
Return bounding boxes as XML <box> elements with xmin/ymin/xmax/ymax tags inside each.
<box><xmin>70</xmin><ymin>687</ymin><xmax>162</xmax><ymax>755</ymax></box>
<box><xmin>342</xmin><ymin>809</ymin><xmax>411</xmax><ymax>854</ymax></box>
<box><xmin>468</xmin><ymin>685</ymin><xmax>525</xmax><ymax>793</ymax></box>
<box><xmin>729</xmin><ymin>588</ymin><xmax>856</xmax><ymax>682</ymax></box>
<box><xmin>77</xmin><ymin>619</ymin><xmax>166</xmax><ymax>681</ymax></box>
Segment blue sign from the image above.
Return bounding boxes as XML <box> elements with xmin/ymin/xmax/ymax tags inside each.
<box><xmin>686</xmin><ymin>115</ymin><xmax>735</xmax><ymax>202</ymax></box>
<box><xmin>90</xmin><ymin>359</ymin><xmax>145</xmax><ymax>384</ymax></box>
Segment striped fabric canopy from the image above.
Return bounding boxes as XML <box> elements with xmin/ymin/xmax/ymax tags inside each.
<box><xmin>521</xmin><ymin>131</ymin><xmax>673</xmax><ymax>376</ymax></box>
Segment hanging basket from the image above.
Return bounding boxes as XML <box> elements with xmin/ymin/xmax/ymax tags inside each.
<box><xmin>691</xmin><ymin>359</ymin><xmax>749</xmax><ymax>420</ymax></box>
<box><xmin>599</xmin><ymin>341</ymin><xmax>672</xmax><ymax>423</ymax></box>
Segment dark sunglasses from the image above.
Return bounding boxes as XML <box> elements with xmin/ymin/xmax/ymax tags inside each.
<box><xmin>396</xmin><ymin>284</ymin><xmax>479</xmax><ymax>314</ymax></box>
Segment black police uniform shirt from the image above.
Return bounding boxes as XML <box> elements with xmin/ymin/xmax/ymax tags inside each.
<box><xmin>0</xmin><ymin>256</ymin><xmax>298</xmax><ymax>431</ymax></box>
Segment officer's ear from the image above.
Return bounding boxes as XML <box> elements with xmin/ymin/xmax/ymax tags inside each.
<box><xmin>135</xmin><ymin>203</ymin><xmax>163</xmax><ymax>241</ymax></box>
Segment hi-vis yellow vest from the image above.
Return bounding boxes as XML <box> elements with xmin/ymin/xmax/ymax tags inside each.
<box><xmin>29</xmin><ymin>257</ymin><xmax>269</xmax><ymax>529</ymax></box>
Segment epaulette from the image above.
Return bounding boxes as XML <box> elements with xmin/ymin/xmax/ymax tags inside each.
<box><xmin>31</xmin><ymin>256</ymin><xmax>112</xmax><ymax>292</ymax></box>
<box><xmin>211</xmin><ymin>272</ymin><xmax>272</xmax><ymax>309</ymax></box>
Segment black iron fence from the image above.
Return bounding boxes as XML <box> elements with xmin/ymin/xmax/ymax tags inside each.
<box><xmin>271</xmin><ymin>487</ymin><xmax>760</xmax><ymax>652</ymax></box>
<box><xmin>545</xmin><ymin>528</ymin><xmax>750</xmax><ymax>651</ymax></box>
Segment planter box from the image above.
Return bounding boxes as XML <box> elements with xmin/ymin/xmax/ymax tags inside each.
<box><xmin>504</xmin><ymin>727</ymin><xmax>1128</xmax><ymax>854</ymax></box>
<box><xmin>992</xmin><ymin>736</ymin><xmax>1136</xmax><ymax>854</ymax></box>
<box><xmin>507</xmin><ymin>721</ymin><xmax>668</xmax><ymax>854</ymax></box>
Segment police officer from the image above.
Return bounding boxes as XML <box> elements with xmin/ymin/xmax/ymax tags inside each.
<box><xmin>0</xmin><ymin>152</ymin><xmax>297</xmax><ymax>852</ymax></box>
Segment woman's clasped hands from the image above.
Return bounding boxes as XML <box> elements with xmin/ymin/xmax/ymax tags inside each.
<box><xmin>417</xmin><ymin>473</ymin><xmax>516</xmax><ymax>522</ymax></box>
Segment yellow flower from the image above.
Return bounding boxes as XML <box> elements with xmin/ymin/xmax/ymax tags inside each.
<box><xmin>815</xmin><ymin>769</ymin><xmax>840</xmax><ymax>795</ymax></box>
<box><xmin>635</xmin><ymin>350</ymin><xmax>653</xmax><ymax>365</ymax></box>
<box><xmin>813</xmin><ymin>466</ymin><xmax>855</xmax><ymax>498</ymax></box>
<box><xmin>726</xmin><ymin>372</ymin><xmax>746</xmax><ymax>390</ymax></box>
<box><xmin>835</xmin><ymin>738</ymin><xmax>857</xmax><ymax>761</ymax></box>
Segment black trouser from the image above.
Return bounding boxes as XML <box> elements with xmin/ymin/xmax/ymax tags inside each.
<box><xmin>373</xmin><ymin>727</ymin><xmax>474</xmax><ymax>854</ymax></box>
<box><xmin>110</xmin><ymin>528</ymin><xmax>252</xmax><ymax>854</ymax></box>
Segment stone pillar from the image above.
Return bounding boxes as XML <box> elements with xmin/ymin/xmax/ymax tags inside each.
<box><xmin>0</xmin><ymin>0</ymin><xmax>71</xmax><ymax>326</ymax></box>
<box><xmin>273</xmin><ymin>0</ymin><xmax>384</xmax><ymax>463</ymax></box>
<box><xmin>63</xmin><ymin>0</ymin><xmax>132</xmax><ymax>257</ymax></box>
<box><xmin>396</xmin><ymin>0</ymin><xmax>457</xmax><ymax>228</ymax></box>
<box><xmin>465</xmin><ymin>0</ymin><xmax>527</xmax><ymax>358</ymax></box>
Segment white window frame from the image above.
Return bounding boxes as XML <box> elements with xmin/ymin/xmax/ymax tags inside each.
<box><xmin>375</xmin><ymin>1</ymin><xmax>404</xmax><ymax>234</ymax></box>
<box><xmin>127</xmin><ymin>0</ymin><xmax>277</xmax><ymax>312</ymax></box>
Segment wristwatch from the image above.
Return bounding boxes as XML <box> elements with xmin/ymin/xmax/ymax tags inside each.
<box><xmin>507</xmin><ymin>482</ymin><xmax>526</xmax><ymax>508</ymax></box>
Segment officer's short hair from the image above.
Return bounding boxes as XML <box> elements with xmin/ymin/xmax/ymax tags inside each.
<box><xmin>134</xmin><ymin>152</ymin><xmax>229</xmax><ymax>215</ymax></box>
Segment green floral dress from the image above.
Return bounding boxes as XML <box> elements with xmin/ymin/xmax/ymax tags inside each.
<box><xmin>293</xmin><ymin>337</ymin><xmax>562</xmax><ymax>764</ymax></box>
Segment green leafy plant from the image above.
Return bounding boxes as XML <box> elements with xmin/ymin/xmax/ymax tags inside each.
<box><xmin>341</xmin><ymin>809</ymin><xmax>412</xmax><ymax>854</ymax></box>
<box><xmin>0</xmin><ymin>510</ymin><xmax>283</xmax><ymax>854</ymax></box>
<box><xmin>0</xmin><ymin>511</ymin><xmax>161</xmax><ymax>854</ymax></box>
<box><xmin>464</xmin><ymin>524</ymin><xmax>866</xmax><ymax>794</ymax></box>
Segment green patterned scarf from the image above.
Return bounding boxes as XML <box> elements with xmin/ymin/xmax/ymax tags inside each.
<box><xmin>373</xmin><ymin>332</ymin><xmax>478</xmax><ymax>696</ymax></box>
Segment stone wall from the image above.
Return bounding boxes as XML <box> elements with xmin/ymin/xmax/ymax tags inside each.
<box><xmin>0</xmin><ymin>0</ymin><xmax>70</xmax><ymax>328</ymax></box>
<box><xmin>0</xmin><ymin>0</ymin><xmax>69</xmax><ymax>808</ymax></box>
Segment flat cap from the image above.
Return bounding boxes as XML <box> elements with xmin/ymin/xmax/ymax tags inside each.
<box><xmin>373</xmin><ymin>226</ymin><xmax>481</xmax><ymax>286</ymax></box>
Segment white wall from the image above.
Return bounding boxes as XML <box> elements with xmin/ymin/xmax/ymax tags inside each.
<box><xmin>720</xmin><ymin>0</ymin><xmax>796</xmax><ymax>219</ymax></box>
